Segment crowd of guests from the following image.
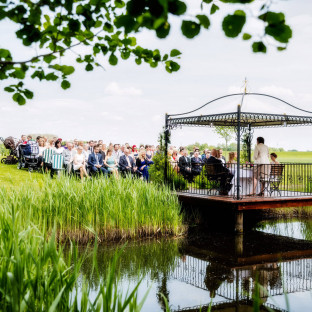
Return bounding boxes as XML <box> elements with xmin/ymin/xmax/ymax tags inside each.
<box><xmin>168</xmin><ymin>137</ymin><xmax>280</xmax><ymax>196</ymax></box>
<box><xmin>15</xmin><ymin>135</ymin><xmax>279</xmax><ymax>195</ymax></box>
<box><xmin>17</xmin><ymin>135</ymin><xmax>157</xmax><ymax>182</ymax></box>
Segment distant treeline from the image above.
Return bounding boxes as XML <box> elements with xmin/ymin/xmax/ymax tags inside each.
<box><xmin>184</xmin><ymin>142</ymin><xmax>300</xmax><ymax>153</ymax></box>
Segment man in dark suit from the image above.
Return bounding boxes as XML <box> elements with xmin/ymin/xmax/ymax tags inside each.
<box><xmin>179</xmin><ymin>149</ymin><xmax>191</xmax><ymax>172</ymax></box>
<box><xmin>191</xmin><ymin>151</ymin><xmax>203</xmax><ymax>176</ymax></box>
<box><xmin>119</xmin><ymin>147</ymin><xmax>139</xmax><ymax>176</ymax></box>
<box><xmin>205</xmin><ymin>149</ymin><xmax>233</xmax><ymax>195</ymax></box>
<box><xmin>178</xmin><ymin>149</ymin><xmax>193</xmax><ymax>181</ymax></box>
<box><xmin>88</xmin><ymin>145</ymin><xmax>108</xmax><ymax>175</ymax></box>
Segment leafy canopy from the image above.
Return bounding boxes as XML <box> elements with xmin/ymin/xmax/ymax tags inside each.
<box><xmin>0</xmin><ymin>0</ymin><xmax>292</xmax><ymax>105</ymax></box>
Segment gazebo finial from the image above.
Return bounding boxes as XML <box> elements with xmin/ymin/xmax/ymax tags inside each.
<box><xmin>244</xmin><ymin>77</ymin><xmax>248</xmax><ymax>94</ymax></box>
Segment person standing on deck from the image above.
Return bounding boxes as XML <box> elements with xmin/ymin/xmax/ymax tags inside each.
<box><xmin>252</xmin><ymin>137</ymin><xmax>270</xmax><ymax>196</ymax></box>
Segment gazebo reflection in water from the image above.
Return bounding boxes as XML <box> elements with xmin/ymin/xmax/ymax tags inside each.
<box><xmin>168</xmin><ymin>231</ymin><xmax>312</xmax><ymax>312</ymax></box>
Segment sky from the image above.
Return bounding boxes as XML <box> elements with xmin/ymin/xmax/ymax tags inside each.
<box><xmin>1</xmin><ymin>0</ymin><xmax>312</xmax><ymax>150</ymax></box>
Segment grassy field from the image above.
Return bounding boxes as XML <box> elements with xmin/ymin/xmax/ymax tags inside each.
<box><xmin>221</xmin><ymin>151</ymin><xmax>312</xmax><ymax>163</ymax></box>
<box><xmin>272</xmin><ymin>151</ymin><xmax>312</xmax><ymax>163</ymax></box>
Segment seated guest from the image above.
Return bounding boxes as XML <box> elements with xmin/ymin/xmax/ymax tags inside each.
<box><xmin>270</xmin><ymin>152</ymin><xmax>279</xmax><ymax>164</ymax></box>
<box><xmin>132</xmin><ymin>145</ymin><xmax>138</xmax><ymax>159</ymax></box>
<box><xmin>191</xmin><ymin>151</ymin><xmax>203</xmax><ymax>175</ymax></box>
<box><xmin>104</xmin><ymin>147</ymin><xmax>119</xmax><ymax>178</ymax></box>
<box><xmin>88</xmin><ymin>145</ymin><xmax>108</xmax><ymax>176</ymax></box>
<box><xmin>119</xmin><ymin>147</ymin><xmax>139</xmax><ymax>176</ymax></box>
<box><xmin>178</xmin><ymin>149</ymin><xmax>192</xmax><ymax>177</ymax></box>
<box><xmin>73</xmin><ymin>146</ymin><xmax>89</xmax><ymax>181</ymax></box>
<box><xmin>50</xmin><ymin>140</ymin><xmax>64</xmax><ymax>178</ymax></box>
<box><xmin>219</xmin><ymin>149</ymin><xmax>226</xmax><ymax>164</ymax></box>
<box><xmin>19</xmin><ymin>134</ymin><xmax>27</xmax><ymax>145</ymax></box>
<box><xmin>201</xmin><ymin>149</ymin><xmax>208</xmax><ymax>160</ymax></box>
<box><xmin>170</xmin><ymin>149</ymin><xmax>179</xmax><ymax>171</ymax></box>
<box><xmin>63</xmin><ymin>142</ymin><xmax>75</xmax><ymax>174</ymax></box>
<box><xmin>83</xmin><ymin>143</ymin><xmax>90</xmax><ymax>161</ymax></box>
<box><xmin>43</xmin><ymin>136</ymin><xmax>48</xmax><ymax>147</ymax></box>
<box><xmin>88</xmin><ymin>140</ymin><xmax>95</xmax><ymax>153</ymax></box>
<box><xmin>205</xmin><ymin>150</ymin><xmax>211</xmax><ymax>159</ymax></box>
<box><xmin>54</xmin><ymin>140</ymin><xmax>64</xmax><ymax>154</ymax></box>
<box><xmin>146</xmin><ymin>145</ymin><xmax>153</xmax><ymax>160</ymax></box>
<box><xmin>205</xmin><ymin>149</ymin><xmax>233</xmax><ymax>195</ymax></box>
<box><xmin>102</xmin><ymin>143</ymin><xmax>107</xmax><ymax>155</ymax></box>
<box><xmin>128</xmin><ymin>146</ymin><xmax>134</xmax><ymax>159</ymax></box>
<box><xmin>172</xmin><ymin>149</ymin><xmax>178</xmax><ymax>161</ymax></box>
<box><xmin>38</xmin><ymin>138</ymin><xmax>46</xmax><ymax>167</ymax></box>
<box><xmin>177</xmin><ymin>147</ymin><xmax>184</xmax><ymax>161</ymax></box>
<box><xmin>73</xmin><ymin>139</ymin><xmax>79</xmax><ymax>148</ymax></box>
<box><xmin>112</xmin><ymin>144</ymin><xmax>121</xmax><ymax>162</ymax></box>
<box><xmin>98</xmin><ymin>144</ymin><xmax>106</xmax><ymax>159</ymax></box>
<box><xmin>120</xmin><ymin>145</ymin><xmax>125</xmax><ymax>158</ymax></box>
<box><xmin>227</xmin><ymin>152</ymin><xmax>236</xmax><ymax>165</ymax></box>
<box><xmin>42</xmin><ymin>139</ymin><xmax>55</xmax><ymax>172</ymax></box>
<box><xmin>136</xmin><ymin>150</ymin><xmax>154</xmax><ymax>181</ymax></box>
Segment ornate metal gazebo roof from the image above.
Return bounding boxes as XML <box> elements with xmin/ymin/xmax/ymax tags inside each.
<box><xmin>166</xmin><ymin>92</ymin><xmax>312</xmax><ymax>130</ymax></box>
<box><xmin>167</xmin><ymin>111</ymin><xmax>312</xmax><ymax>130</ymax></box>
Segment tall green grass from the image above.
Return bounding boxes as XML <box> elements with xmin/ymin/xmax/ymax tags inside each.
<box><xmin>0</xmin><ymin>175</ymin><xmax>184</xmax><ymax>243</ymax></box>
<box><xmin>0</xmin><ymin>203</ymin><xmax>149</xmax><ymax>311</ymax></box>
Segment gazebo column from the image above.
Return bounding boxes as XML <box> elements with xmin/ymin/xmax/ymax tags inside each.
<box><xmin>236</xmin><ymin>104</ymin><xmax>241</xmax><ymax>200</ymax></box>
<box><xmin>164</xmin><ymin>113</ymin><xmax>169</xmax><ymax>183</ymax></box>
<box><xmin>247</xmin><ymin>124</ymin><xmax>252</xmax><ymax>163</ymax></box>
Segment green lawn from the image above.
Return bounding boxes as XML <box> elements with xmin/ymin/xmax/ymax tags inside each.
<box><xmin>272</xmin><ymin>151</ymin><xmax>312</xmax><ymax>163</ymax></box>
<box><xmin>0</xmin><ymin>162</ymin><xmax>44</xmax><ymax>188</ymax></box>
<box><xmin>222</xmin><ymin>151</ymin><xmax>312</xmax><ymax>163</ymax></box>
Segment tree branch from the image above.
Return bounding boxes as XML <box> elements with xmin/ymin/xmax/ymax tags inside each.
<box><xmin>0</xmin><ymin>29</ymin><xmax>104</xmax><ymax>66</ymax></box>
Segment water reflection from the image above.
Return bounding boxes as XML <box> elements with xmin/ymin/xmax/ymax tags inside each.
<box><xmin>78</xmin><ymin>223</ymin><xmax>312</xmax><ymax>312</ymax></box>
<box><xmin>257</xmin><ymin>219</ymin><xmax>312</xmax><ymax>241</ymax></box>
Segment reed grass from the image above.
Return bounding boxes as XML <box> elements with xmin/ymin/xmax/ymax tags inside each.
<box><xmin>0</xmin><ymin>174</ymin><xmax>185</xmax><ymax>243</ymax></box>
<box><xmin>0</xmin><ymin>204</ymin><xmax>148</xmax><ymax>311</ymax></box>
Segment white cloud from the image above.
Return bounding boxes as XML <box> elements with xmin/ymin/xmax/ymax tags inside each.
<box><xmin>104</xmin><ymin>82</ymin><xmax>142</xmax><ymax>96</ymax></box>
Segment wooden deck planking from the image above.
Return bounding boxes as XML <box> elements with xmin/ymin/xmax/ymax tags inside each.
<box><xmin>177</xmin><ymin>192</ymin><xmax>312</xmax><ymax>210</ymax></box>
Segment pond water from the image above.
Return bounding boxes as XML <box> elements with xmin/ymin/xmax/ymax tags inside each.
<box><xmin>79</xmin><ymin>218</ymin><xmax>312</xmax><ymax>312</ymax></box>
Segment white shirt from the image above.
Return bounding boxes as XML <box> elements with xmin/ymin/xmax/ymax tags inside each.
<box><xmin>39</xmin><ymin>146</ymin><xmax>46</xmax><ymax>156</ymax></box>
<box><xmin>54</xmin><ymin>147</ymin><xmax>64</xmax><ymax>155</ymax></box>
<box><xmin>83</xmin><ymin>150</ymin><xmax>91</xmax><ymax>160</ymax></box>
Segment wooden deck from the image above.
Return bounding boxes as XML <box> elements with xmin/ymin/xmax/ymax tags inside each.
<box><xmin>177</xmin><ymin>191</ymin><xmax>312</xmax><ymax>232</ymax></box>
<box><xmin>177</xmin><ymin>191</ymin><xmax>312</xmax><ymax>210</ymax></box>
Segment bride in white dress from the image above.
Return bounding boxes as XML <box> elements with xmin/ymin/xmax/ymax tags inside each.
<box><xmin>73</xmin><ymin>146</ymin><xmax>89</xmax><ymax>181</ymax></box>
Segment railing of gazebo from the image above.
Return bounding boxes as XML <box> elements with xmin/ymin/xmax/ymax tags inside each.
<box><xmin>166</xmin><ymin>161</ymin><xmax>312</xmax><ymax>198</ymax></box>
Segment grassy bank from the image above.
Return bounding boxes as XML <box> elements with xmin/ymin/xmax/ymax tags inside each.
<box><xmin>0</xmin><ymin>163</ymin><xmax>184</xmax><ymax>243</ymax></box>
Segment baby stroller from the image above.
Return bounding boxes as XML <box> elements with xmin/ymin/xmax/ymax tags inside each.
<box><xmin>0</xmin><ymin>136</ymin><xmax>19</xmax><ymax>164</ymax></box>
<box><xmin>17</xmin><ymin>140</ymin><xmax>41</xmax><ymax>172</ymax></box>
